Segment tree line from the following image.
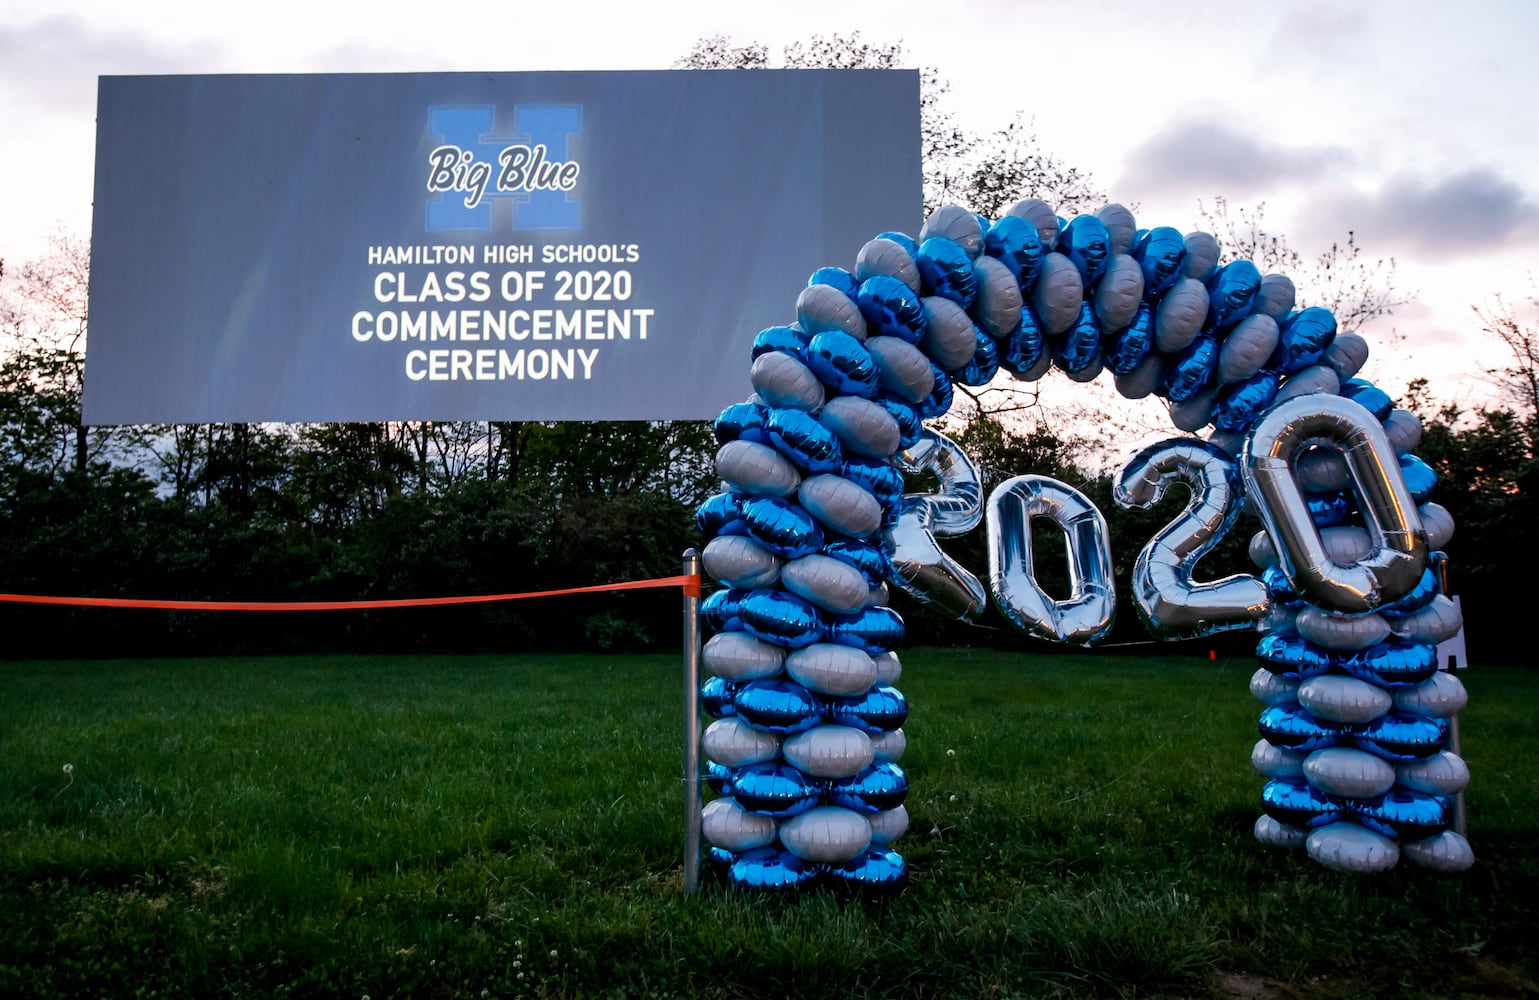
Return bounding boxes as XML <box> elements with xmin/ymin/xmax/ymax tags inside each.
<box><xmin>1</xmin><ymin>35</ymin><xmax>1533</xmax><ymax>661</ymax></box>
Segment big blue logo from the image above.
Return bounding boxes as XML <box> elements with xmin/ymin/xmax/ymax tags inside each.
<box><xmin>424</xmin><ymin>105</ymin><xmax>583</xmax><ymax>232</ymax></box>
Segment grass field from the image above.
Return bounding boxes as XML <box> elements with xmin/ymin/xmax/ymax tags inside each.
<box><xmin>2</xmin><ymin>647</ymin><xmax>1535</xmax><ymax>999</ymax></box>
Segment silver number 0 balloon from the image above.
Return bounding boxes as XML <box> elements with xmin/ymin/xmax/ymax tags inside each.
<box><xmin>987</xmin><ymin>474</ymin><xmax>1115</xmax><ymax>645</ymax></box>
<box><xmin>1243</xmin><ymin>394</ymin><xmax>1429</xmax><ymax>613</ymax></box>
<box><xmin>1113</xmin><ymin>438</ymin><xmax>1270</xmax><ymax>639</ymax></box>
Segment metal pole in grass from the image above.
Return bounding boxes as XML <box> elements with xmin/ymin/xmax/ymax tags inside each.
<box><xmin>682</xmin><ymin>548</ymin><xmax>703</xmax><ymax>892</ymax></box>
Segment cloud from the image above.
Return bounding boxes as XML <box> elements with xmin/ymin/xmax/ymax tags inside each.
<box><xmin>0</xmin><ymin>15</ymin><xmax>221</xmax><ymax>114</ymax></box>
<box><xmin>1298</xmin><ymin>169</ymin><xmax>1539</xmax><ymax>262</ymax></box>
<box><xmin>1117</xmin><ymin>120</ymin><xmax>1352</xmax><ymax>202</ymax></box>
<box><xmin>1263</xmin><ymin>3</ymin><xmax>1372</xmax><ymax>66</ymax></box>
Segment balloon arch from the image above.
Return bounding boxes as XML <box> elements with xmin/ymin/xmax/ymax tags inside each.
<box><xmin>694</xmin><ymin>200</ymin><xmax>1473</xmax><ymax>889</ymax></box>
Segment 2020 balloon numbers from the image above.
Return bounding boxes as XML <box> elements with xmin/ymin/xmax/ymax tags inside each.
<box><xmin>697</xmin><ymin>201</ymin><xmax>1472</xmax><ymax>887</ymax></box>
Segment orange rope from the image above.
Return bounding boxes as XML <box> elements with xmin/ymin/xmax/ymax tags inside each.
<box><xmin>0</xmin><ymin>575</ymin><xmax>701</xmax><ymax>612</ymax></box>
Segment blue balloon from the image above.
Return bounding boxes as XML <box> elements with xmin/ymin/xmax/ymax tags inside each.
<box><xmin>1206</xmin><ymin>259</ymin><xmax>1261</xmax><ymax>329</ymax></box>
<box><xmin>856</xmin><ymin>275</ymin><xmax>927</xmax><ymax>345</ymax></box>
<box><xmin>877</xmin><ymin>231</ymin><xmax>919</xmax><ymax>257</ymax></box>
<box><xmin>1211</xmin><ymin>370</ymin><xmax>1281</xmax><ymax>432</ymax></box>
<box><xmin>841</xmin><ymin>457</ymin><xmax>905</xmax><ymax>507</ymax></box>
<box><xmin>1259</xmin><ymin>566</ymin><xmax>1306</xmax><ymax>609</ymax></box>
<box><xmin>826</xmin><ymin>684</ymin><xmax>908</xmax><ymax>733</ymax></box>
<box><xmin>957</xmin><ymin>326</ymin><xmax>1001</xmax><ymax>386</ymax></box>
<box><xmin>700</xmin><ymin>588</ymin><xmax>749</xmax><ymax>633</ymax></box>
<box><xmin>807</xmin><ymin>331</ymin><xmax>881</xmax><ymax>398</ymax></box>
<box><xmin>1379</xmin><ymin>568</ymin><xmax>1439</xmax><ymax>618</ymax></box>
<box><xmin>823</xmin><ymin>847</ymin><xmax>909</xmax><ymax>890</ymax></box>
<box><xmin>916</xmin><ymin>237</ymin><xmax>977</xmax><ymax>308</ymax></box>
<box><xmin>741</xmin><ymin>496</ymin><xmax>824</xmax><ymax>560</ymax></box>
<box><xmin>1055</xmin><ymin>301</ymin><xmax>1102</xmax><ymax>374</ymax></box>
<box><xmin>1272</xmin><ymin>307</ymin><xmax>1338</xmax><ymax>374</ymax></box>
<box><xmin>1255</xmin><ymin>630</ymin><xmax>1332</xmax><ymax>679</ymax></box>
<box><xmin>1133</xmin><ymin>227</ymin><xmax>1186</xmax><ymax>298</ymax></box>
<box><xmin>704</xmin><ymin>760</ymin><xmax>734</xmax><ymax>794</ymax></box>
<box><xmin>827</xmin><ymin>605</ymin><xmax>905</xmax><ymax>654</ymax></box>
<box><xmin>713</xmin><ymin>401</ymin><xmax>771</xmax><ymax>445</ymax></box>
<box><xmin>696</xmin><ymin>491</ymin><xmax>748</xmax><ymax>539</ymax></box>
<box><xmin>1305</xmin><ymin>491</ymin><xmax>1353</xmax><ymax>528</ymax></box>
<box><xmin>705</xmin><ymin>844</ymin><xmax>735</xmax><ymax>878</ymax></box>
<box><xmin>1337</xmin><ymin>637</ymin><xmax>1439</xmax><ymax>688</ymax></box>
<box><xmin>917</xmin><ymin>362</ymin><xmax>955</xmax><ymax>420</ymax></box>
<box><xmin>1261</xmin><ymin>778</ymin><xmax>1347</xmax><ymax>829</ymax></box>
<box><xmin>732</xmin><ymin>678</ymin><xmax>825</xmax><ymax>735</ymax></box>
<box><xmin>1399</xmin><ymin>454</ymin><xmax>1437</xmax><ymax>503</ymax></box>
<box><xmin>737</xmin><ymin>588</ymin><xmax>823</xmax><ymax>648</ymax></box>
<box><xmin>1163</xmin><ymin>334</ymin><xmax>1219</xmax><ymax>403</ymax></box>
<box><xmin>808</xmin><ymin>266</ymin><xmax>859</xmax><ymax>300</ymax></box>
<box><xmin>729</xmin><ymin>764</ymin><xmax>821</xmax><ymax>818</ymax></box>
<box><xmin>823</xmin><ymin>537</ymin><xmax>891</xmax><ymax>588</ymax></box>
<box><xmin>875</xmin><ymin>394</ymin><xmax>923</xmax><ymax>450</ymax></box>
<box><xmin>767</xmin><ymin>408</ymin><xmax>844</xmax><ymax>475</ymax></box>
<box><xmin>1104</xmin><ymin>303</ymin><xmax>1155</xmax><ymax>375</ymax></box>
<box><xmin>1354</xmin><ymin>711</ymin><xmax>1450</xmax><ymax>761</ymax></box>
<box><xmin>1259</xmin><ymin>703</ymin><xmax>1343</xmax><ymax>752</ymax></box>
<box><xmin>701</xmin><ymin>675</ymin><xmax>738</xmax><ymax>719</ymax></box>
<box><xmin>1058</xmin><ymin>215</ymin><xmax>1111</xmax><ymax>288</ymax></box>
<box><xmin>1000</xmin><ymin>308</ymin><xmax>1047</xmax><ymax>377</ymax></box>
<box><xmin>984</xmin><ymin>215</ymin><xmax>1043</xmax><ymax>292</ymax></box>
<box><xmin>727</xmin><ymin>845</ymin><xmax>820</xmax><ymax>891</ymax></box>
<box><xmin>752</xmin><ymin>325</ymin><xmax>810</xmax><ymax>363</ymax></box>
<box><xmin>1340</xmin><ymin>378</ymin><xmax>1394</xmax><ymax>421</ymax></box>
<box><xmin>827</xmin><ymin>761</ymin><xmax>909</xmax><ymax>812</ymax></box>
<box><xmin>1354</xmin><ymin>789</ymin><xmax>1452</xmax><ymax>841</ymax></box>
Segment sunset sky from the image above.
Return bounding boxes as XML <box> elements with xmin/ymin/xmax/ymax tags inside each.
<box><xmin>4</xmin><ymin>0</ymin><xmax>1535</xmax><ymax>413</ymax></box>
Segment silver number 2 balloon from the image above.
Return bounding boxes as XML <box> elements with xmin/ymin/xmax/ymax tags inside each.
<box><xmin>1114</xmin><ymin>438</ymin><xmax>1270</xmax><ymax>639</ymax></box>
<box><xmin>882</xmin><ymin>430</ymin><xmax>988</xmax><ymax>620</ymax></box>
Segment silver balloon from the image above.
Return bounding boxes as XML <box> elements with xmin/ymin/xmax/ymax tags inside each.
<box><xmin>1296</xmin><ymin>607</ymin><xmax>1391</xmax><ymax>651</ymax></box>
<box><xmin>1306</xmin><ymin>821</ymin><xmax>1399</xmax><ymax>873</ymax></box>
<box><xmin>779</xmin><ymin>805</ymin><xmax>873</xmax><ymax>864</ymax></box>
<box><xmin>919</xmin><ymin>296</ymin><xmax>978</xmax><ymax>369</ymax></box>
<box><xmin>1113</xmin><ymin>351</ymin><xmax>1165</xmax><ymax>400</ymax></box>
<box><xmin>1005</xmin><ymin>197</ymin><xmax>1060</xmax><ymax>250</ymax></box>
<box><xmin>855</xmin><ymin>237</ymin><xmax>920</xmax><ymax>292</ymax></box>
<box><xmin>898</xmin><ymin>430</ymin><xmax>984</xmax><ymax>535</ymax></box>
<box><xmin>820</xmin><ymin>396</ymin><xmax>900</xmax><ymax>459</ymax></box>
<box><xmin>1303</xmin><ymin>746</ymin><xmax>1396</xmax><ymax>798</ymax></box>
<box><xmin>1418</xmin><ymin>502</ymin><xmax>1455</xmax><ymax>550</ymax></box>
<box><xmin>1388</xmin><ymin>593</ymin><xmax>1463</xmax><ymax>645</ymax></box>
<box><xmin>1400</xmin><ymin>830</ymin><xmax>1475</xmax><ymax>872</ymax></box>
<box><xmin>1324</xmin><ymin>332</ymin><xmax>1370</xmax><ymax>381</ymax></box>
<box><xmin>1113</xmin><ymin>438</ymin><xmax>1268</xmax><ymax>638</ymax></box>
<box><xmin>796</xmin><ymin>282</ymin><xmax>867</xmax><ymax>340</ymax></box>
<box><xmin>971</xmin><ymin>254</ymin><xmax>1023</xmax><ymax>337</ymax></box>
<box><xmin>750</xmin><ymin>351</ymin><xmax>824</xmax><ymax>412</ymax></box>
<box><xmin>1181</xmin><ymin>231</ymin><xmax>1221</xmax><ymax>281</ymax></box>
<box><xmin>1273</xmin><ymin>363</ymin><xmax>1340</xmax><ymax>404</ymax></box>
<box><xmin>1153</xmin><ymin>277</ymin><xmax>1209</xmax><ymax>352</ymax></box>
<box><xmin>920</xmin><ymin>204</ymin><xmax>984</xmax><ymax>259</ymax></box>
<box><xmin>1243</xmin><ymin>394</ymin><xmax>1430</xmax><ymax>613</ymax></box>
<box><xmin>987</xmin><ymin>474</ymin><xmax>1115</xmax><ymax>645</ymax></box>
<box><xmin>1031</xmin><ymin>254</ymin><xmax>1083</xmax><ymax>335</ymax></box>
<box><xmin>716</xmin><ymin>439</ymin><xmax>800</xmax><ymax>497</ymax></box>
<box><xmin>1217</xmin><ymin>314</ymin><xmax>1279</xmax><ymax>385</ymax></box>
<box><xmin>1253</xmin><ymin>273</ymin><xmax>1296</xmax><ymax>319</ymax></box>
<box><xmin>866</xmin><ymin>335</ymin><xmax>936</xmax><ymax>405</ymax></box>
<box><xmin>1093</xmin><ymin>254</ymin><xmax>1144</xmax><ymax>331</ymax></box>
<box><xmin>1384</xmin><ymin>409</ymin><xmax>1423</xmax><ymax>455</ymax></box>
<box><xmin>883</xmin><ymin>430</ymin><xmax>988</xmax><ymax>620</ymax></box>
<box><xmin>1249</xmin><ymin>667</ymin><xmax>1299</xmax><ymax>706</ymax></box>
<box><xmin>1096</xmin><ymin>203</ymin><xmax>1138</xmax><ymax>255</ymax></box>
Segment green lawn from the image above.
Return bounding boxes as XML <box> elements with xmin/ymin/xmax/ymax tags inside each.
<box><xmin>1</xmin><ymin>649</ymin><xmax>1534</xmax><ymax>998</ymax></box>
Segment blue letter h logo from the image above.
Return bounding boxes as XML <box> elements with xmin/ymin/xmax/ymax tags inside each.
<box><xmin>425</xmin><ymin>104</ymin><xmax>583</xmax><ymax>232</ymax></box>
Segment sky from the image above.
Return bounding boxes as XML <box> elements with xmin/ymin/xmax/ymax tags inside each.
<box><xmin>3</xmin><ymin>0</ymin><xmax>1536</xmax><ymax>415</ymax></box>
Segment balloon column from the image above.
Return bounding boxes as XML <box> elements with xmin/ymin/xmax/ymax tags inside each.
<box><xmin>698</xmin><ymin>199</ymin><xmax>1471</xmax><ymax>884</ymax></box>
